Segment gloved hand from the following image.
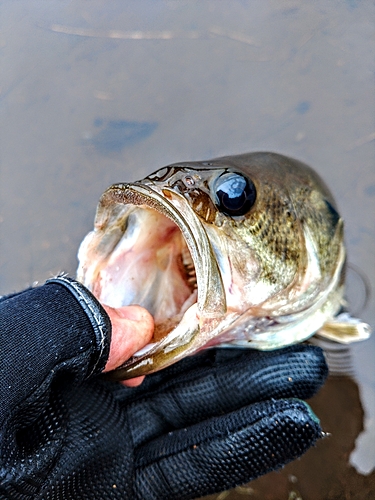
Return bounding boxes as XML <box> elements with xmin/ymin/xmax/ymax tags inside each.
<box><xmin>0</xmin><ymin>279</ymin><xmax>328</xmax><ymax>500</ymax></box>
<box><xmin>120</xmin><ymin>345</ymin><xmax>327</xmax><ymax>499</ymax></box>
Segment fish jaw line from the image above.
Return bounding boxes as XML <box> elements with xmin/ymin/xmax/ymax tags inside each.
<box><xmin>81</xmin><ymin>182</ymin><xmax>226</xmax><ymax>379</ymax></box>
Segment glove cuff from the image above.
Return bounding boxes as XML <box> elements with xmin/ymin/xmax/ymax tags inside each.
<box><xmin>46</xmin><ymin>275</ymin><xmax>111</xmax><ymax>376</ymax></box>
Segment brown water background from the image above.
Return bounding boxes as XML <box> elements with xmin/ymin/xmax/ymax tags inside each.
<box><xmin>1</xmin><ymin>1</ymin><xmax>374</xmax><ymax>498</ymax></box>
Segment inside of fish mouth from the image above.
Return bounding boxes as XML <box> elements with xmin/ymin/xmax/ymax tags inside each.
<box><xmin>93</xmin><ymin>205</ymin><xmax>198</xmax><ymax>342</ymax></box>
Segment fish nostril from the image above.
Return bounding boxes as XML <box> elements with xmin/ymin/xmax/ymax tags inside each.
<box><xmin>184</xmin><ymin>175</ymin><xmax>195</xmax><ymax>187</ymax></box>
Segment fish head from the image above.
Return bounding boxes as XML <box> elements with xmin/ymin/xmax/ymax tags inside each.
<box><xmin>77</xmin><ymin>152</ymin><xmax>347</xmax><ymax>379</ymax></box>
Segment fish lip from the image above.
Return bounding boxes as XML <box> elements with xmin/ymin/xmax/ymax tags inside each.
<box><xmin>95</xmin><ymin>181</ymin><xmax>226</xmax><ymax>379</ymax></box>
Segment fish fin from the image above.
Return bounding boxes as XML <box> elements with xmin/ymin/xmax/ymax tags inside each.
<box><xmin>316</xmin><ymin>312</ymin><xmax>371</xmax><ymax>344</ymax></box>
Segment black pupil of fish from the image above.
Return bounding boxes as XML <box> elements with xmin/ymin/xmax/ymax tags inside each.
<box><xmin>215</xmin><ymin>174</ymin><xmax>256</xmax><ymax>216</ymax></box>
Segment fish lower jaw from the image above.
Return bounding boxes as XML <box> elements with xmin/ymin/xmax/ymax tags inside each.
<box><xmin>107</xmin><ymin>303</ymin><xmax>222</xmax><ymax>380</ymax></box>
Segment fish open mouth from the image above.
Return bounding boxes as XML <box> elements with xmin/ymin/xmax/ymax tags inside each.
<box><xmin>77</xmin><ymin>182</ymin><xmax>226</xmax><ymax>379</ymax></box>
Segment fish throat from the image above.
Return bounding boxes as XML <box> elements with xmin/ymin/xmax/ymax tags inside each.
<box><xmin>93</xmin><ymin>205</ymin><xmax>199</xmax><ymax>340</ymax></box>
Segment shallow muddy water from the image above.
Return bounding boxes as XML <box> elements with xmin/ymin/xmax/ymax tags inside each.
<box><xmin>1</xmin><ymin>1</ymin><xmax>374</xmax><ymax>498</ymax></box>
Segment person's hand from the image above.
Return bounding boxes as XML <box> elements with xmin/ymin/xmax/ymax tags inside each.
<box><xmin>90</xmin><ymin>304</ymin><xmax>329</xmax><ymax>499</ymax></box>
<box><xmin>104</xmin><ymin>344</ymin><xmax>327</xmax><ymax>499</ymax></box>
<box><xmin>0</xmin><ymin>278</ymin><xmax>328</xmax><ymax>499</ymax></box>
<box><xmin>101</xmin><ymin>304</ymin><xmax>154</xmax><ymax>386</ymax></box>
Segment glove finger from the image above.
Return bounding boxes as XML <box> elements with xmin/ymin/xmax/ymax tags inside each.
<box><xmin>134</xmin><ymin>398</ymin><xmax>322</xmax><ymax>500</ymax></box>
<box><xmin>122</xmin><ymin>345</ymin><xmax>327</xmax><ymax>446</ymax></box>
<box><xmin>126</xmin><ymin>345</ymin><xmax>327</xmax><ymax>402</ymax></box>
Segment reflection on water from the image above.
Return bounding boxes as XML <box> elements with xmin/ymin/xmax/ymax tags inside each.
<box><xmin>1</xmin><ymin>1</ymin><xmax>374</xmax><ymax>498</ymax></box>
<box><xmin>88</xmin><ymin>119</ymin><xmax>158</xmax><ymax>153</ymax></box>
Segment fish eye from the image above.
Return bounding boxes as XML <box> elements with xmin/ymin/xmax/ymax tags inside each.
<box><xmin>214</xmin><ymin>172</ymin><xmax>256</xmax><ymax>216</ymax></box>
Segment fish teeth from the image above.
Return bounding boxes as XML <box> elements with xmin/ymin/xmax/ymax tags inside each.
<box><xmin>186</xmin><ymin>266</ymin><xmax>197</xmax><ymax>289</ymax></box>
<box><xmin>181</xmin><ymin>241</ymin><xmax>197</xmax><ymax>289</ymax></box>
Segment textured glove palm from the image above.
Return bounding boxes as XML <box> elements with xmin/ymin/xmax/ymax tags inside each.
<box><xmin>3</xmin><ymin>345</ymin><xmax>326</xmax><ymax>499</ymax></box>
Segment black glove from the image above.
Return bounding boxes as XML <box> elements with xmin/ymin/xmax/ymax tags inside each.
<box><xmin>0</xmin><ymin>279</ymin><xmax>328</xmax><ymax>500</ymax></box>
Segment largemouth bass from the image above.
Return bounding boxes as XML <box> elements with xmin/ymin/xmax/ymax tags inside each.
<box><xmin>77</xmin><ymin>152</ymin><xmax>370</xmax><ymax>380</ymax></box>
